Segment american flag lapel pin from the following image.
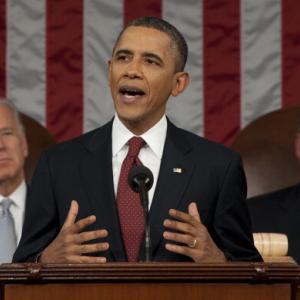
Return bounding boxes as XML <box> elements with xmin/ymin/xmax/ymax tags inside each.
<box><xmin>173</xmin><ymin>167</ymin><xmax>183</xmax><ymax>174</ymax></box>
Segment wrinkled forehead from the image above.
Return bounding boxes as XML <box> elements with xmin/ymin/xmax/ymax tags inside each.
<box><xmin>113</xmin><ymin>26</ymin><xmax>176</xmax><ymax>55</ymax></box>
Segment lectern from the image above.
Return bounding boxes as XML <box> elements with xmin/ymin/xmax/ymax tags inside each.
<box><xmin>0</xmin><ymin>263</ymin><xmax>299</xmax><ymax>300</ymax></box>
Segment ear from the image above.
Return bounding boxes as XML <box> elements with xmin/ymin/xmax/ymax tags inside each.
<box><xmin>171</xmin><ymin>72</ymin><xmax>190</xmax><ymax>97</ymax></box>
<box><xmin>21</xmin><ymin>133</ymin><xmax>29</xmax><ymax>159</ymax></box>
<box><xmin>294</xmin><ymin>133</ymin><xmax>300</xmax><ymax>160</ymax></box>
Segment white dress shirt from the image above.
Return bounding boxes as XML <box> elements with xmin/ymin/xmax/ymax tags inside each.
<box><xmin>0</xmin><ymin>180</ymin><xmax>26</xmax><ymax>244</ymax></box>
<box><xmin>112</xmin><ymin>114</ymin><xmax>167</xmax><ymax>209</ymax></box>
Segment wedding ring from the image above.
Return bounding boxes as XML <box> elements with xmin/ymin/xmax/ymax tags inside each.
<box><xmin>188</xmin><ymin>239</ymin><xmax>197</xmax><ymax>248</ymax></box>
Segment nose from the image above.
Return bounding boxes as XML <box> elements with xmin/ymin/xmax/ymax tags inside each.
<box><xmin>124</xmin><ymin>59</ymin><xmax>143</xmax><ymax>79</ymax></box>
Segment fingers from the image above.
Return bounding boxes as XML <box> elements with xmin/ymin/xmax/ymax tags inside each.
<box><xmin>79</xmin><ymin>241</ymin><xmax>109</xmax><ymax>254</ymax></box>
<box><xmin>168</xmin><ymin>204</ymin><xmax>201</xmax><ymax>226</ymax></box>
<box><xmin>76</xmin><ymin>229</ymin><xmax>108</xmax><ymax>244</ymax></box>
<box><xmin>163</xmin><ymin>203</ymin><xmax>203</xmax><ymax>235</ymax></box>
<box><xmin>163</xmin><ymin>202</ymin><xmax>203</xmax><ymax>260</ymax></box>
<box><xmin>68</xmin><ymin>255</ymin><xmax>107</xmax><ymax>264</ymax></box>
<box><xmin>71</xmin><ymin>215</ymin><xmax>96</xmax><ymax>233</ymax></box>
<box><xmin>163</xmin><ymin>203</ymin><xmax>226</xmax><ymax>262</ymax></box>
<box><xmin>163</xmin><ymin>230</ymin><xmax>196</xmax><ymax>247</ymax></box>
<box><xmin>40</xmin><ymin>200</ymin><xmax>110</xmax><ymax>264</ymax></box>
<box><xmin>65</xmin><ymin>229</ymin><xmax>109</xmax><ymax>253</ymax></box>
<box><xmin>164</xmin><ymin>214</ymin><xmax>202</xmax><ymax>239</ymax></box>
<box><xmin>188</xmin><ymin>202</ymin><xmax>201</xmax><ymax>223</ymax></box>
<box><xmin>62</xmin><ymin>200</ymin><xmax>79</xmax><ymax>229</ymax></box>
<box><xmin>62</xmin><ymin>200</ymin><xmax>97</xmax><ymax>234</ymax></box>
<box><xmin>163</xmin><ymin>218</ymin><xmax>197</xmax><ymax>236</ymax></box>
<box><xmin>164</xmin><ymin>242</ymin><xmax>198</xmax><ymax>257</ymax></box>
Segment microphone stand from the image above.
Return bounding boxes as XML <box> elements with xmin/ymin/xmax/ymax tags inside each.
<box><xmin>128</xmin><ymin>165</ymin><xmax>153</xmax><ymax>262</ymax></box>
<box><xmin>138</xmin><ymin>180</ymin><xmax>151</xmax><ymax>262</ymax></box>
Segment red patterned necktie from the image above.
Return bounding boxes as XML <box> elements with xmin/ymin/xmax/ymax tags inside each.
<box><xmin>117</xmin><ymin>137</ymin><xmax>146</xmax><ymax>262</ymax></box>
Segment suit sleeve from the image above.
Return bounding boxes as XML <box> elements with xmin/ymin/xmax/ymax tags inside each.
<box><xmin>212</xmin><ymin>154</ymin><xmax>262</xmax><ymax>261</ymax></box>
<box><xmin>13</xmin><ymin>151</ymin><xmax>60</xmax><ymax>262</ymax></box>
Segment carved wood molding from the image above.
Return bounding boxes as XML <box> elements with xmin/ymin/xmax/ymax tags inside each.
<box><xmin>0</xmin><ymin>263</ymin><xmax>299</xmax><ymax>284</ymax></box>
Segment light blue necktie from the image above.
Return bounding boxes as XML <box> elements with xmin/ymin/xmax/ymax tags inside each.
<box><xmin>0</xmin><ymin>199</ymin><xmax>17</xmax><ymax>263</ymax></box>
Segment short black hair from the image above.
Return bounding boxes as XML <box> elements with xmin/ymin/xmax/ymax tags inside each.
<box><xmin>113</xmin><ymin>16</ymin><xmax>188</xmax><ymax>72</ymax></box>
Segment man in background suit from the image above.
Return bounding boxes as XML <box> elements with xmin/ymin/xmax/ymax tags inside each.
<box><xmin>14</xmin><ymin>16</ymin><xmax>261</xmax><ymax>263</ymax></box>
<box><xmin>248</xmin><ymin>128</ymin><xmax>300</xmax><ymax>263</ymax></box>
<box><xmin>0</xmin><ymin>99</ymin><xmax>28</xmax><ymax>262</ymax></box>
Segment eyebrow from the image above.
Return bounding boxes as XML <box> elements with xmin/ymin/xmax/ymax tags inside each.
<box><xmin>142</xmin><ymin>52</ymin><xmax>164</xmax><ymax>66</ymax></box>
<box><xmin>114</xmin><ymin>48</ymin><xmax>164</xmax><ymax>66</ymax></box>
<box><xmin>114</xmin><ymin>49</ymin><xmax>132</xmax><ymax>57</ymax></box>
<box><xmin>0</xmin><ymin>127</ymin><xmax>13</xmax><ymax>132</ymax></box>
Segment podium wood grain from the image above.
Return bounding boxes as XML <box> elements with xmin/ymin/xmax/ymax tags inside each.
<box><xmin>0</xmin><ymin>263</ymin><xmax>298</xmax><ymax>300</ymax></box>
<box><xmin>3</xmin><ymin>283</ymin><xmax>291</xmax><ymax>300</ymax></box>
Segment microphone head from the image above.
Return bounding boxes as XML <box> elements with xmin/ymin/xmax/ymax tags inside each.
<box><xmin>128</xmin><ymin>165</ymin><xmax>154</xmax><ymax>193</ymax></box>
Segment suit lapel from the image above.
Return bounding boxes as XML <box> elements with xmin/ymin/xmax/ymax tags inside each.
<box><xmin>79</xmin><ymin>121</ymin><xmax>126</xmax><ymax>261</ymax></box>
<box><xmin>78</xmin><ymin>119</ymin><xmax>196</xmax><ymax>261</ymax></box>
<box><xmin>149</xmin><ymin>121</ymin><xmax>195</xmax><ymax>255</ymax></box>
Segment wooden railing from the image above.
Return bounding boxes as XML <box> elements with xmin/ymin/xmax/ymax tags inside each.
<box><xmin>0</xmin><ymin>262</ymin><xmax>299</xmax><ymax>300</ymax></box>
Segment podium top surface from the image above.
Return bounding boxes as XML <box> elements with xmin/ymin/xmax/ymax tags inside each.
<box><xmin>0</xmin><ymin>262</ymin><xmax>299</xmax><ymax>284</ymax></box>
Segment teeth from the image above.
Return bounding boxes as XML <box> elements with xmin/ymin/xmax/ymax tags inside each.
<box><xmin>120</xmin><ymin>87</ymin><xmax>145</xmax><ymax>96</ymax></box>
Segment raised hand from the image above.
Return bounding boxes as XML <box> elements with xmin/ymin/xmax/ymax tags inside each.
<box><xmin>163</xmin><ymin>202</ymin><xmax>226</xmax><ymax>262</ymax></box>
<box><xmin>40</xmin><ymin>200</ymin><xmax>109</xmax><ymax>263</ymax></box>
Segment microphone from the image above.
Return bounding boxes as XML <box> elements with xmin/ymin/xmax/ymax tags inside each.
<box><xmin>128</xmin><ymin>165</ymin><xmax>153</xmax><ymax>194</ymax></box>
<box><xmin>128</xmin><ymin>165</ymin><xmax>154</xmax><ymax>262</ymax></box>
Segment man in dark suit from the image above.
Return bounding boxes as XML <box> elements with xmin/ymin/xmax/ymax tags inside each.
<box><xmin>248</xmin><ymin>128</ymin><xmax>300</xmax><ymax>263</ymax></box>
<box><xmin>14</xmin><ymin>16</ymin><xmax>261</xmax><ymax>263</ymax></box>
<box><xmin>248</xmin><ymin>184</ymin><xmax>300</xmax><ymax>263</ymax></box>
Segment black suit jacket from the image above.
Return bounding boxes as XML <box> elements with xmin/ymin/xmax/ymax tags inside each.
<box><xmin>14</xmin><ymin>120</ymin><xmax>261</xmax><ymax>262</ymax></box>
<box><xmin>248</xmin><ymin>184</ymin><xmax>300</xmax><ymax>263</ymax></box>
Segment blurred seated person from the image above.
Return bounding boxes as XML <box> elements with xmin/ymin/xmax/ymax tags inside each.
<box><xmin>0</xmin><ymin>99</ymin><xmax>28</xmax><ymax>263</ymax></box>
<box><xmin>248</xmin><ymin>127</ymin><xmax>300</xmax><ymax>263</ymax></box>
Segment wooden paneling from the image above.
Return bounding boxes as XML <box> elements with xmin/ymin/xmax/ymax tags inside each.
<box><xmin>0</xmin><ymin>263</ymin><xmax>299</xmax><ymax>300</ymax></box>
<box><xmin>3</xmin><ymin>283</ymin><xmax>291</xmax><ymax>300</ymax></box>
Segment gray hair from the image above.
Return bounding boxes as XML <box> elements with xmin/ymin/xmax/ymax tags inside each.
<box><xmin>0</xmin><ymin>99</ymin><xmax>25</xmax><ymax>133</ymax></box>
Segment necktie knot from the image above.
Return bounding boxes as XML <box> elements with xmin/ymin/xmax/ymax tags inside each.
<box><xmin>1</xmin><ymin>198</ymin><xmax>13</xmax><ymax>216</ymax></box>
<box><xmin>127</xmin><ymin>137</ymin><xmax>145</xmax><ymax>158</ymax></box>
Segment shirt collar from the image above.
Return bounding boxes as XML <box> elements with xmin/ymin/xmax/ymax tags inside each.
<box><xmin>0</xmin><ymin>180</ymin><xmax>26</xmax><ymax>209</ymax></box>
<box><xmin>112</xmin><ymin>114</ymin><xmax>167</xmax><ymax>159</ymax></box>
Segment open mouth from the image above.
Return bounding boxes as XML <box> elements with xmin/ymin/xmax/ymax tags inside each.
<box><xmin>119</xmin><ymin>86</ymin><xmax>146</xmax><ymax>97</ymax></box>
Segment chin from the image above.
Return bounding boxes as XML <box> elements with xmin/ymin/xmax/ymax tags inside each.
<box><xmin>117</xmin><ymin>108</ymin><xmax>145</xmax><ymax>123</ymax></box>
<box><xmin>0</xmin><ymin>173</ymin><xmax>15</xmax><ymax>182</ymax></box>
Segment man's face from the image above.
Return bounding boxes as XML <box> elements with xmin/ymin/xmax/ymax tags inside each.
<box><xmin>108</xmin><ymin>26</ymin><xmax>188</xmax><ymax>134</ymax></box>
<box><xmin>0</xmin><ymin>105</ymin><xmax>28</xmax><ymax>186</ymax></box>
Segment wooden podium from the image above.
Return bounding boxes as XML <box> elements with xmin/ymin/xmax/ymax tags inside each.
<box><xmin>0</xmin><ymin>263</ymin><xmax>299</xmax><ymax>300</ymax></box>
